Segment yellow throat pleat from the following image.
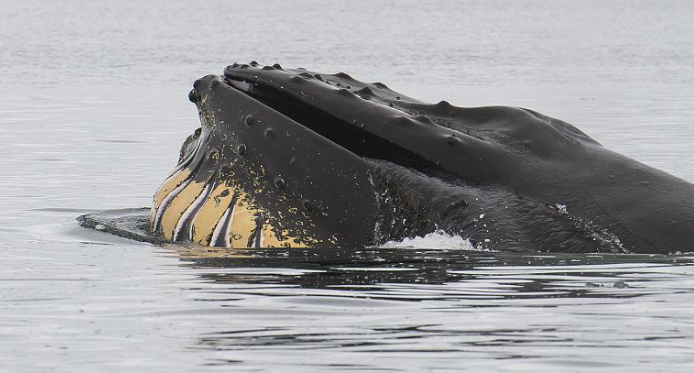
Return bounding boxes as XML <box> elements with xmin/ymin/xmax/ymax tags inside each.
<box><xmin>229</xmin><ymin>196</ymin><xmax>260</xmax><ymax>248</ymax></box>
<box><xmin>191</xmin><ymin>184</ymin><xmax>235</xmax><ymax>246</ymax></box>
<box><xmin>149</xmin><ymin>168</ymin><xmax>192</xmax><ymax>224</ymax></box>
<box><xmin>159</xmin><ymin>180</ymin><xmax>206</xmax><ymax>240</ymax></box>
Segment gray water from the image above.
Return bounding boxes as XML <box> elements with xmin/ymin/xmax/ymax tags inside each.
<box><xmin>2</xmin><ymin>0</ymin><xmax>694</xmax><ymax>371</ymax></box>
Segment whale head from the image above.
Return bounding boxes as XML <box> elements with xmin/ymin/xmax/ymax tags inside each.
<box><xmin>146</xmin><ymin>62</ymin><xmax>694</xmax><ymax>253</ymax></box>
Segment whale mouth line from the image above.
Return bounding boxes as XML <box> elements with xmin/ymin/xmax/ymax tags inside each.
<box><xmin>221</xmin><ymin>75</ymin><xmax>435</xmax><ymax>172</ymax></box>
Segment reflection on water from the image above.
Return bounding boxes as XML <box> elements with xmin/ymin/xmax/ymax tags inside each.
<box><xmin>3</xmin><ymin>228</ymin><xmax>694</xmax><ymax>372</ymax></box>
<box><xmin>179</xmin><ymin>246</ymin><xmax>690</xmax><ymax>295</ymax></box>
<box><xmin>172</xmin><ymin>246</ymin><xmax>694</xmax><ymax>372</ymax></box>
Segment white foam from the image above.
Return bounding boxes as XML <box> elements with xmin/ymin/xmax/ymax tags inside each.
<box><xmin>378</xmin><ymin>231</ymin><xmax>477</xmax><ymax>250</ymax></box>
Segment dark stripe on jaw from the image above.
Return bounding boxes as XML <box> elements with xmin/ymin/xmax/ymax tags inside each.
<box><xmin>151</xmin><ymin>140</ymin><xmax>209</xmax><ymax>234</ymax></box>
<box><xmin>246</xmin><ymin>215</ymin><xmax>263</xmax><ymax>248</ymax></box>
<box><xmin>173</xmin><ymin>178</ymin><xmax>216</xmax><ymax>241</ymax></box>
<box><xmin>210</xmin><ymin>192</ymin><xmax>239</xmax><ymax>247</ymax></box>
<box><xmin>152</xmin><ymin>178</ymin><xmax>191</xmax><ymax>234</ymax></box>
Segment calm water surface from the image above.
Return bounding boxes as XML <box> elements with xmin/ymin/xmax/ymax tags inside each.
<box><xmin>2</xmin><ymin>0</ymin><xmax>694</xmax><ymax>371</ymax></box>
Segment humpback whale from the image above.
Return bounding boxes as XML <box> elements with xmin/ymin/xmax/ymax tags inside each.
<box><xmin>80</xmin><ymin>62</ymin><xmax>694</xmax><ymax>254</ymax></box>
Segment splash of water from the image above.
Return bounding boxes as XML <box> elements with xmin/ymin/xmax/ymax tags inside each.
<box><xmin>378</xmin><ymin>230</ymin><xmax>476</xmax><ymax>250</ymax></box>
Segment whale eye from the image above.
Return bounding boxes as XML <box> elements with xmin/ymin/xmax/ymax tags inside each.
<box><xmin>178</xmin><ymin>128</ymin><xmax>201</xmax><ymax>163</ymax></box>
<box><xmin>237</xmin><ymin>144</ymin><xmax>247</xmax><ymax>156</ymax></box>
<box><xmin>244</xmin><ymin>115</ymin><xmax>255</xmax><ymax>126</ymax></box>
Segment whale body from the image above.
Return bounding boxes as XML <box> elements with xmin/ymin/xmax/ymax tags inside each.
<box><xmin>138</xmin><ymin>62</ymin><xmax>694</xmax><ymax>254</ymax></box>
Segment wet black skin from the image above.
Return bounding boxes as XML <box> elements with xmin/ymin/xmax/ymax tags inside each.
<box><xmin>183</xmin><ymin>61</ymin><xmax>694</xmax><ymax>254</ymax></box>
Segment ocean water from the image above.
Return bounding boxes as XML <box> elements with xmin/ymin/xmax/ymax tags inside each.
<box><xmin>2</xmin><ymin>0</ymin><xmax>694</xmax><ymax>371</ymax></box>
